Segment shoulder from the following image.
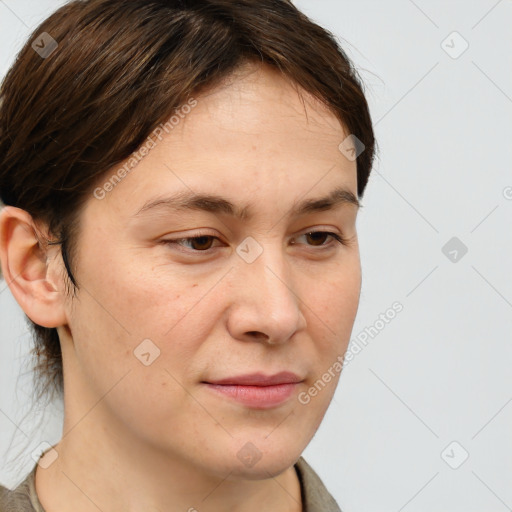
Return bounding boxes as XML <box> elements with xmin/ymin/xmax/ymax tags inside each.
<box><xmin>0</xmin><ymin>465</ymin><xmax>41</xmax><ymax>512</ymax></box>
<box><xmin>294</xmin><ymin>456</ymin><xmax>342</xmax><ymax>512</ymax></box>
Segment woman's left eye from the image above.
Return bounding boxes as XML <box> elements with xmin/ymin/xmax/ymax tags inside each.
<box><xmin>294</xmin><ymin>231</ymin><xmax>346</xmax><ymax>247</ymax></box>
<box><xmin>161</xmin><ymin>231</ymin><xmax>346</xmax><ymax>253</ymax></box>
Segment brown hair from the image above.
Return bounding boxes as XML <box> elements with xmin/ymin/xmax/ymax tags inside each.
<box><xmin>0</xmin><ymin>0</ymin><xmax>376</xmax><ymax>400</ymax></box>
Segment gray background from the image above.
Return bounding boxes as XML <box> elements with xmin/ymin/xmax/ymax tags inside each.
<box><xmin>1</xmin><ymin>1</ymin><xmax>511</xmax><ymax>510</ymax></box>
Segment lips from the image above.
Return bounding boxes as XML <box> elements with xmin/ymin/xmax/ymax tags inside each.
<box><xmin>205</xmin><ymin>371</ymin><xmax>303</xmax><ymax>386</ymax></box>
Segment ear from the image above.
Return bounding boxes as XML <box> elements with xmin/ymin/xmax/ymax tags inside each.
<box><xmin>0</xmin><ymin>206</ymin><xmax>68</xmax><ymax>328</ymax></box>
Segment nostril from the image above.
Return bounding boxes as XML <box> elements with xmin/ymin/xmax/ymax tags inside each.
<box><xmin>247</xmin><ymin>331</ymin><xmax>268</xmax><ymax>339</ymax></box>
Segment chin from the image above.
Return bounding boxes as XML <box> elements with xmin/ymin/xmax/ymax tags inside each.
<box><xmin>215</xmin><ymin>441</ymin><xmax>303</xmax><ymax>480</ymax></box>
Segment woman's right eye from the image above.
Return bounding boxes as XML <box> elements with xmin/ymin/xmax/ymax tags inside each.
<box><xmin>161</xmin><ymin>235</ymin><xmax>222</xmax><ymax>253</ymax></box>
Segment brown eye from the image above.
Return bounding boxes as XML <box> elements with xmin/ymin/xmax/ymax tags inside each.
<box><xmin>293</xmin><ymin>231</ymin><xmax>345</xmax><ymax>248</ymax></box>
<box><xmin>161</xmin><ymin>234</ymin><xmax>221</xmax><ymax>253</ymax></box>
<box><xmin>188</xmin><ymin>236</ymin><xmax>215</xmax><ymax>251</ymax></box>
<box><xmin>304</xmin><ymin>231</ymin><xmax>330</xmax><ymax>246</ymax></box>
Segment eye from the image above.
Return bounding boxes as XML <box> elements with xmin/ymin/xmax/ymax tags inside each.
<box><xmin>293</xmin><ymin>231</ymin><xmax>348</xmax><ymax>248</ymax></box>
<box><xmin>162</xmin><ymin>234</ymin><xmax>221</xmax><ymax>252</ymax></box>
<box><xmin>161</xmin><ymin>230</ymin><xmax>348</xmax><ymax>255</ymax></box>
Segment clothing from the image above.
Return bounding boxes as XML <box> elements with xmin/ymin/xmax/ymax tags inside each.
<box><xmin>0</xmin><ymin>456</ymin><xmax>341</xmax><ymax>511</ymax></box>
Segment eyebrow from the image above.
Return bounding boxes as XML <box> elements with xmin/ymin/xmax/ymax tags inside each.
<box><xmin>132</xmin><ymin>185</ymin><xmax>360</xmax><ymax>221</ymax></box>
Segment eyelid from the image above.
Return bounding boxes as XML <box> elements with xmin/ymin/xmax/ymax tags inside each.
<box><xmin>160</xmin><ymin>227</ymin><xmax>349</xmax><ymax>254</ymax></box>
<box><xmin>159</xmin><ymin>230</ymin><xmax>223</xmax><ymax>254</ymax></box>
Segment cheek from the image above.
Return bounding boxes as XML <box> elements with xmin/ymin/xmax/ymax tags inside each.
<box><xmin>301</xmin><ymin>265</ymin><xmax>360</xmax><ymax>414</ymax></box>
<box><xmin>66</xmin><ymin>287</ymin><xmax>206</xmax><ymax>438</ymax></box>
<box><xmin>309</xmin><ymin>257</ymin><xmax>361</xmax><ymax>340</ymax></box>
<box><xmin>78</xmin><ymin>240</ymin><xmax>215</xmax><ymax>341</ymax></box>
<box><xmin>300</xmin><ymin>256</ymin><xmax>361</xmax><ymax>407</ymax></box>
<box><xmin>66</xmin><ymin>250</ymin><xmax>212</xmax><ymax>394</ymax></box>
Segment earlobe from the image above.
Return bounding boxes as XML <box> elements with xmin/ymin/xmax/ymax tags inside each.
<box><xmin>0</xmin><ymin>206</ymin><xmax>68</xmax><ymax>328</ymax></box>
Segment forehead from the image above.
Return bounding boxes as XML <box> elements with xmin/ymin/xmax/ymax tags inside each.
<box><xmin>192</xmin><ymin>61</ymin><xmax>347</xmax><ymax>146</ymax></box>
<box><xmin>87</xmin><ymin>63</ymin><xmax>357</xmax><ymax>222</ymax></box>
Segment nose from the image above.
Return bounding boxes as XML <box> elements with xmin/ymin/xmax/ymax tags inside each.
<box><xmin>226</xmin><ymin>245</ymin><xmax>307</xmax><ymax>345</ymax></box>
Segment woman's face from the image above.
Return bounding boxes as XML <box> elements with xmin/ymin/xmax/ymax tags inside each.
<box><xmin>59</xmin><ymin>62</ymin><xmax>361</xmax><ymax>478</ymax></box>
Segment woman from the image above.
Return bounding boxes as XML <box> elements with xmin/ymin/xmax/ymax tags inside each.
<box><xmin>0</xmin><ymin>0</ymin><xmax>375</xmax><ymax>510</ymax></box>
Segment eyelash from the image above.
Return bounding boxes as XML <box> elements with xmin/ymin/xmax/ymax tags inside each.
<box><xmin>161</xmin><ymin>230</ymin><xmax>349</xmax><ymax>254</ymax></box>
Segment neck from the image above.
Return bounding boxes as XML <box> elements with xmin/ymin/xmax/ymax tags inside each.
<box><xmin>35</xmin><ymin>411</ymin><xmax>302</xmax><ymax>512</ymax></box>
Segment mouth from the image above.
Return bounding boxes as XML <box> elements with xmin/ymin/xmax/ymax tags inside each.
<box><xmin>204</xmin><ymin>371</ymin><xmax>303</xmax><ymax>386</ymax></box>
<box><xmin>202</xmin><ymin>372</ymin><xmax>304</xmax><ymax>409</ymax></box>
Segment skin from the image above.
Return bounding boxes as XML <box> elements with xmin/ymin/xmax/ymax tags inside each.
<box><xmin>0</xmin><ymin>61</ymin><xmax>361</xmax><ymax>512</ymax></box>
